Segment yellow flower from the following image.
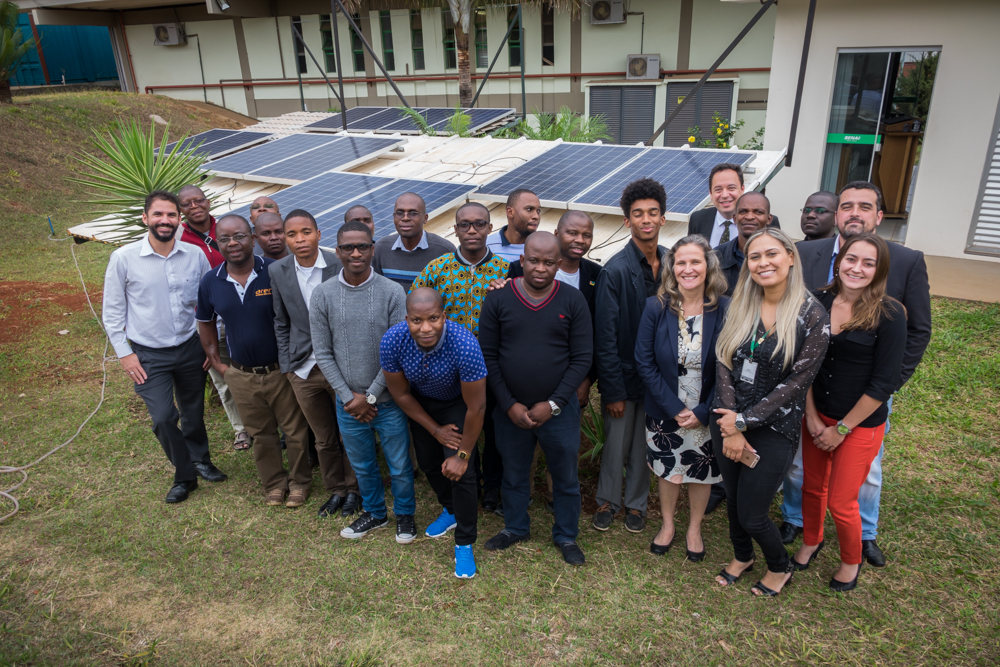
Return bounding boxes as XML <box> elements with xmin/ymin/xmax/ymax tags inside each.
<box><xmin>687</xmin><ymin>135</ymin><xmax>696</xmax><ymax>143</ymax></box>
<box><xmin>724</xmin><ymin>124</ymin><xmax>729</xmax><ymax>129</ymax></box>
<box><xmin>716</xmin><ymin>128</ymin><xmax>722</xmax><ymax>135</ymax></box>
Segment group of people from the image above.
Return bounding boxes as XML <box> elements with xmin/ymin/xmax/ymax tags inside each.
<box><xmin>102</xmin><ymin>160</ymin><xmax>930</xmax><ymax>591</ymax></box>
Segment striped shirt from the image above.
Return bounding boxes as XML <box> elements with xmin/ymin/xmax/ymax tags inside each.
<box><xmin>102</xmin><ymin>235</ymin><xmax>210</xmax><ymax>358</ymax></box>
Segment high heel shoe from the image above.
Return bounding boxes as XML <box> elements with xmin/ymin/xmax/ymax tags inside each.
<box><xmin>829</xmin><ymin>563</ymin><xmax>862</xmax><ymax>592</ymax></box>
<box><xmin>650</xmin><ymin>533</ymin><xmax>675</xmax><ymax>556</ymax></box>
<box><xmin>750</xmin><ymin>562</ymin><xmax>795</xmax><ymax>598</ymax></box>
<box><xmin>791</xmin><ymin>539</ymin><xmax>825</xmax><ymax>571</ymax></box>
<box><xmin>685</xmin><ymin>536</ymin><xmax>705</xmax><ymax>562</ymax></box>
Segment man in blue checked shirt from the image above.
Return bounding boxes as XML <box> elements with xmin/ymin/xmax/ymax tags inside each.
<box><xmin>380</xmin><ymin>287</ymin><xmax>488</xmax><ymax>579</ymax></box>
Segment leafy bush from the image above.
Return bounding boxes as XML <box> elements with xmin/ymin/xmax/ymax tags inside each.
<box><xmin>495</xmin><ymin>106</ymin><xmax>611</xmax><ymax>143</ymax></box>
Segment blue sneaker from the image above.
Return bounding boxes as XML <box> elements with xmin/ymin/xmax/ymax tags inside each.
<box><xmin>454</xmin><ymin>544</ymin><xmax>476</xmax><ymax>579</ymax></box>
<box><xmin>425</xmin><ymin>508</ymin><xmax>457</xmax><ymax>538</ymax></box>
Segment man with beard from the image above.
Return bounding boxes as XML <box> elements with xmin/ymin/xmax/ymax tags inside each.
<box><xmin>253</xmin><ymin>211</ymin><xmax>288</xmax><ymax>261</ymax></box>
<box><xmin>102</xmin><ymin>191</ymin><xmax>226</xmax><ymax>503</ymax></box>
<box><xmin>373</xmin><ymin>193</ymin><xmax>456</xmax><ymax>292</ymax></box>
<box><xmin>799</xmin><ymin>191</ymin><xmax>838</xmax><ymax>241</ymax></box>
<box><xmin>779</xmin><ymin>181</ymin><xmax>931</xmax><ymax>567</ymax></box>
<box><xmin>486</xmin><ymin>189</ymin><xmax>541</xmax><ymax>263</ymax></box>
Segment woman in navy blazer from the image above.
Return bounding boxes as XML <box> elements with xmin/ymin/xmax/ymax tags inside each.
<box><xmin>635</xmin><ymin>235</ymin><xmax>730</xmax><ymax>560</ymax></box>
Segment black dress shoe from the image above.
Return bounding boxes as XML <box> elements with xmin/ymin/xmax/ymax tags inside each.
<box><xmin>861</xmin><ymin>539</ymin><xmax>886</xmax><ymax>567</ymax></box>
<box><xmin>779</xmin><ymin>522</ymin><xmax>803</xmax><ymax>545</ymax></box>
<box><xmin>166</xmin><ymin>479</ymin><xmax>197</xmax><ymax>504</ymax></box>
<box><xmin>556</xmin><ymin>541</ymin><xmax>585</xmax><ymax>566</ymax></box>
<box><xmin>482</xmin><ymin>487</ymin><xmax>501</xmax><ymax>511</ymax></box>
<box><xmin>318</xmin><ymin>493</ymin><xmax>345</xmax><ymax>517</ymax></box>
<box><xmin>484</xmin><ymin>529</ymin><xmax>530</xmax><ymax>551</ymax></box>
<box><xmin>193</xmin><ymin>461</ymin><xmax>227</xmax><ymax>483</ymax></box>
<box><xmin>830</xmin><ymin>563</ymin><xmax>862</xmax><ymax>592</ymax></box>
<box><xmin>685</xmin><ymin>537</ymin><xmax>705</xmax><ymax>562</ymax></box>
<box><xmin>705</xmin><ymin>484</ymin><xmax>726</xmax><ymax>514</ymax></box>
<box><xmin>650</xmin><ymin>534</ymin><xmax>674</xmax><ymax>556</ymax></box>
<box><xmin>340</xmin><ymin>492</ymin><xmax>361</xmax><ymax>517</ymax></box>
<box><xmin>791</xmin><ymin>539</ymin><xmax>825</xmax><ymax>571</ymax></box>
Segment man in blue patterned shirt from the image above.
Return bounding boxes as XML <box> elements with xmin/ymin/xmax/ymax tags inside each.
<box><xmin>380</xmin><ymin>287</ymin><xmax>488</xmax><ymax>579</ymax></box>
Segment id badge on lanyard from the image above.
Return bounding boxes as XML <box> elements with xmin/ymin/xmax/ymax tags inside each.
<box><xmin>742</xmin><ymin>320</ymin><xmax>773</xmax><ymax>385</ymax></box>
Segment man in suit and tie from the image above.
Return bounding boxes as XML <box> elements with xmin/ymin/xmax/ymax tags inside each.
<box><xmin>271</xmin><ymin>209</ymin><xmax>360</xmax><ymax>518</ymax></box>
<box><xmin>779</xmin><ymin>181</ymin><xmax>932</xmax><ymax>567</ymax></box>
<box><xmin>687</xmin><ymin>163</ymin><xmax>780</xmax><ymax>248</ymax></box>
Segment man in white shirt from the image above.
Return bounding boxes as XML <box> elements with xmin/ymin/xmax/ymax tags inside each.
<box><xmin>687</xmin><ymin>163</ymin><xmax>781</xmax><ymax>248</ymax></box>
<box><xmin>102</xmin><ymin>191</ymin><xmax>226</xmax><ymax>504</ymax></box>
<box><xmin>270</xmin><ymin>209</ymin><xmax>360</xmax><ymax>517</ymax></box>
<box><xmin>485</xmin><ymin>189</ymin><xmax>541</xmax><ymax>263</ymax></box>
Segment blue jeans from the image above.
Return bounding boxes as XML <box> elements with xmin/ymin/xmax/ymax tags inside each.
<box><xmin>336</xmin><ymin>398</ymin><xmax>414</xmax><ymax>520</ymax></box>
<box><xmin>493</xmin><ymin>400</ymin><xmax>582</xmax><ymax>544</ymax></box>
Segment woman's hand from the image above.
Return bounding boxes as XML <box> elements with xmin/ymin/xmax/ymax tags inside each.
<box><xmin>805</xmin><ymin>412</ymin><xmax>826</xmax><ymax>440</ymax></box>
<box><xmin>714</xmin><ymin>408</ymin><xmax>739</xmax><ymax>437</ymax></box>
<box><xmin>722</xmin><ymin>433</ymin><xmax>748</xmax><ymax>461</ymax></box>
<box><xmin>813</xmin><ymin>426</ymin><xmax>845</xmax><ymax>452</ymax></box>
<box><xmin>676</xmin><ymin>409</ymin><xmax>701</xmax><ymax>429</ymax></box>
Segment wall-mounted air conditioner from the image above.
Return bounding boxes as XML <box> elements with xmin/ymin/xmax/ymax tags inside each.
<box><xmin>626</xmin><ymin>54</ymin><xmax>660</xmax><ymax>80</ymax></box>
<box><xmin>153</xmin><ymin>24</ymin><xmax>186</xmax><ymax>46</ymax></box>
<box><xmin>591</xmin><ymin>1</ymin><xmax>625</xmax><ymax>25</ymax></box>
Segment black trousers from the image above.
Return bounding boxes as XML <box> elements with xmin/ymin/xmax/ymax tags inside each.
<box><xmin>132</xmin><ymin>335</ymin><xmax>210</xmax><ymax>484</ymax></box>
<box><xmin>479</xmin><ymin>387</ymin><xmax>503</xmax><ymax>492</ymax></box>
<box><xmin>712</xmin><ymin>415</ymin><xmax>796</xmax><ymax>573</ymax></box>
<box><xmin>410</xmin><ymin>392</ymin><xmax>479</xmax><ymax>545</ymax></box>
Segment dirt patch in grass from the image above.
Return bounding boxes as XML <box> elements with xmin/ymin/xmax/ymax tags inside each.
<box><xmin>0</xmin><ymin>280</ymin><xmax>101</xmax><ymax>347</ymax></box>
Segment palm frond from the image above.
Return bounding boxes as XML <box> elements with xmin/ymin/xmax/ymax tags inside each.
<box><xmin>399</xmin><ymin>105</ymin><xmax>436</xmax><ymax>136</ymax></box>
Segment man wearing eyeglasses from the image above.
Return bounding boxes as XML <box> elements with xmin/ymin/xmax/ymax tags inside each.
<box><xmin>310</xmin><ymin>222</ymin><xmax>414</xmax><ymax>543</ymax></box>
<box><xmin>196</xmin><ymin>215</ymin><xmax>313</xmax><ymax>508</ymax></box>
<box><xmin>798</xmin><ymin>192</ymin><xmax>838</xmax><ymax>241</ymax></box>
<box><xmin>373</xmin><ymin>193</ymin><xmax>456</xmax><ymax>292</ymax></box>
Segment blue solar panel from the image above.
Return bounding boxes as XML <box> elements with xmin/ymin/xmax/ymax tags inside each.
<box><xmin>190</xmin><ymin>131</ymin><xmax>272</xmax><ymax>159</ymax></box>
<box><xmin>245</xmin><ymin>136</ymin><xmax>402</xmax><ymax>183</ymax></box>
<box><xmin>572</xmin><ymin>148</ymin><xmax>755</xmax><ymax>214</ymax></box>
<box><xmin>346</xmin><ymin>108</ymin><xmax>418</xmax><ymax>131</ymax></box>
<box><xmin>315</xmin><ymin>179</ymin><xmax>477</xmax><ymax>241</ymax></box>
<box><xmin>428</xmin><ymin>108</ymin><xmax>514</xmax><ymax>132</ymax></box>
<box><xmin>203</xmin><ymin>134</ymin><xmax>340</xmax><ymax>177</ymax></box>
<box><xmin>159</xmin><ymin>129</ymin><xmax>237</xmax><ymax>155</ymax></box>
<box><xmin>304</xmin><ymin>106</ymin><xmax>400</xmax><ymax>131</ymax></box>
<box><xmin>477</xmin><ymin>143</ymin><xmax>646</xmax><ymax>204</ymax></box>
<box><xmin>380</xmin><ymin>107</ymin><xmax>454</xmax><ymax>133</ymax></box>
<box><xmin>224</xmin><ymin>172</ymin><xmax>396</xmax><ymax>220</ymax></box>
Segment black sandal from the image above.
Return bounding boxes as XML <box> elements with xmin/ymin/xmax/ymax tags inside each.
<box><xmin>750</xmin><ymin>562</ymin><xmax>795</xmax><ymax>597</ymax></box>
<box><xmin>715</xmin><ymin>559</ymin><xmax>754</xmax><ymax>586</ymax></box>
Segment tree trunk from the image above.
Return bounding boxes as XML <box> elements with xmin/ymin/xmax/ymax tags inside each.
<box><xmin>456</xmin><ymin>26</ymin><xmax>472</xmax><ymax>107</ymax></box>
<box><xmin>0</xmin><ymin>80</ymin><xmax>12</xmax><ymax>104</ymax></box>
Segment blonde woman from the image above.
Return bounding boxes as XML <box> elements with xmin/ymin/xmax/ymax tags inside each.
<box><xmin>711</xmin><ymin>228</ymin><xmax>830</xmax><ymax>597</ymax></box>
<box><xmin>634</xmin><ymin>235</ymin><xmax>729</xmax><ymax>561</ymax></box>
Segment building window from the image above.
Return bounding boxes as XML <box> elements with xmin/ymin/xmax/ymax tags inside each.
<box><xmin>379</xmin><ymin>11</ymin><xmax>395</xmax><ymax>71</ymax></box>
<box><xmin>508</xmin><ymin>8</ymin><xmax>521</xmax><ymax>68</ymax></box>
<box><xmin>541</xmin><ymin>3</ymin><xmax>555</xmax><ymax>66</ymax></box>
<box><xmin>411</xmin><ymin>10</ymin><xmax>425</xmax><ymax>71</ymax></box>
<box><xmin>291</xmin><ymin>16</ymin><xmax>307</xmax><ymax>74</ymax></box>
<box><xmin>475</xmin><ymin>8</ymin><xmax>488</xmax><ymax>68</ymax></box>
<box><xmin>351</xmin><ymin>14</ymin><xmax>365</xmax><ymax>72</ymax></box>
<box><xmin>319</xmin><ymin>15</ymin><xmax>337</xmax><ymax>72</ymax></box>
<box><xmin>443</xmin><ymin>11</ymin><xmax>457</xmax><ymax>69</ymax></box>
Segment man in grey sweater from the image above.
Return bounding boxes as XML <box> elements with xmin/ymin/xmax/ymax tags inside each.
<box><xmin>309</xmin><ymin>221</ymin><xmax>415</xmax><ymax>543</ymax></box>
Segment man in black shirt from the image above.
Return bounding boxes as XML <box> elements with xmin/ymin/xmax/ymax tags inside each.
<box><xmin>593</xmin><ymin>179</ymin><xmax>666</xmax><ymax>533</ymax></box>
<box><xmin>716</xmin><ymin>192</ymin><xmax>773</xmax><ymax>296</ymax></box>
<box><xmin>799</xmin><ymin>191</ymin><xmax>838</xmax><ymax>241</ymax></box>
<box><xmin>253</xmin><ymin>212</ymin><xmax>289</xmax><ymax>261</ymax></box>
<box><xmin>479</xmin><ymin>232</ymin><xmax>593</xmax><ymax>565</ymax></box>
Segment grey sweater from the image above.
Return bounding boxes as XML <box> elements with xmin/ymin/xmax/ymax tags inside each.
<box><xmin>309</xmin><ymin>271</ymin><xmax>406</xmax><ymax>404</ymax></box>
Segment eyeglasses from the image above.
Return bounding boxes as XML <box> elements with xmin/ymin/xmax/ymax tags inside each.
<box><xmin>455</xmin><ymin>220</ymin><xmax>490</xmax><ymax>231</ymax></box>
<box><xmin>337</xmin><ymin>243</ymin><xmax>374</xmax><ymax>253</ymax></box>
<box><xmin>801</xmin><ymin>207</ymin><xmax>831</xmax><ymax>215</ymax></box>
<box><xmin>180</xmin><ymin>197</ymin><xmax>208</xmax><ymax>208</ymax></box>
<box><xmin>250</xmin><ymin>202</ymin><xmax>277</xmax><ymax>210</ymax></box>
<box><xmin>218</xmin><ymin>233</ymin><xmax>250</xmax><ymax>244</ymax></box>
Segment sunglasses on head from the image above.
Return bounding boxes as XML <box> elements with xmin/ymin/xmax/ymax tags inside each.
<box><xmin>337</xmin><ymin>242</ymin><xmax>374</xmax><ymax>253</ymax></box>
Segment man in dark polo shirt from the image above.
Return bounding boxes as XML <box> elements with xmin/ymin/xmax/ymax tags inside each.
<box><xmin>196</xmin><ymin>214</ymin><xmax>312</xmax><ymax>508</ymax></box>
<box><xmin>479</xmin><ymin>232</ymin><xmax>593</xmax><ymax>566</ymax></box>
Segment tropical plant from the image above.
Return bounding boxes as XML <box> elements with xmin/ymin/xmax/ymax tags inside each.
<box><xmin>69</xmin><ymin>119</ymin><xmax>215</xmax><ymax>238</ymax></box>
<box><xmin>580</xmin><ymin>403</ymin><xmax>605</xmax><ymax>461</ymax></box>
<box><xmin>400</xmin><ymin>105</ymin><xmax>437</xmax><ymax>135</ymax></box>
<box><xmin>0</xmin><ymin>0</ymin><xmax>36</xmax><ymax>104</ymax></box>
<box><xmin>443</xmin><ymin>105</ymin><xmax>472</xmax><ymax>137</ymax></box>
<box><xmin>687</xmin><ymin>111</ymin><xmax>764</xmax><ymax>150</ymax></box>
<box><xmin>495</xmin><ymin>106</ymin><xmax>611</xmax><ymax>142</ymax></box>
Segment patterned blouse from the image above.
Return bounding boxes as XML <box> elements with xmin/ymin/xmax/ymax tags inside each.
<box><xmin>714</xmin><ymin>297</ymin><xmax>830</xmax><ymax>442</ymax></box>
<box><xmin>410</xmin><ymin>250</ymin><xmax>510</xmax><ymax>337</ymax></box>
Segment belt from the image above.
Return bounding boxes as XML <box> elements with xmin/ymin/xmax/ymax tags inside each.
<box><xmin>231</xmin><ymin>361</ymin><xmax>280</xmax><ymax>375</ymax></box>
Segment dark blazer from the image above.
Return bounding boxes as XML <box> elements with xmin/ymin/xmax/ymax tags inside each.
<box><xmin>688</xmin><ymin>206</ymin><xmax>781</xmax><ymax>244</ymax></box>
<box><xmin>714</xmin><ymin>238</ymin><xmax>742</xmax><ymax>296</ymax></box>
<box><xmin>594</xmin><ymin>241</ymin><xmax>666</xmax><ymax>403</ymax></box>
<box><xmin>270</xmin><ymin>249</ymin><xmax>343</xmax><ymax>374</ymax></box>
<box><xmin>796</xmin><ymin>236</ymin><xmax>931</xmax><ymax>386</ymax></box>
<box><xmin>634</xmin><ymin>295</ymin><xmax>729</xmax><ymax>427</ymax></box>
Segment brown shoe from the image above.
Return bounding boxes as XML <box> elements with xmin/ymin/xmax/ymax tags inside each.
<box><xmin>266</xmin><ymin>488</ymin><xmax>287</xmax><ymax>506</ymax></box>
<box><xmin>286</xmin><ymin>489</ymin><xmax>309</xmax><ymax>508</ymax></box>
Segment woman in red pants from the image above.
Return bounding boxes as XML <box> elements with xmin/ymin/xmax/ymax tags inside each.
<box><xmin>792</xmin><ymin>233</ymin><xmax>906</xmax><ymax>592</ymax></box>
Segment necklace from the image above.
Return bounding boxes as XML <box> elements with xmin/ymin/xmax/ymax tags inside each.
<box><xmin>678</xmin><ymin>305</ymin><xmax>702</xmax><ymax>352</ymax></box>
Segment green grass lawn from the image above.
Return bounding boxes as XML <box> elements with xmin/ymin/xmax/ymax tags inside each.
<box><xmin>1</xmin><ymin>92</ymin><xmax>999</xmax><ymax>666</ymax></box>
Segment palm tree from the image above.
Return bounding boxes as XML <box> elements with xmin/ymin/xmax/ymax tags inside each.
<box><xmin>0</xmin><ymin>0</ymin><xmax>36</xmax><ymax>104</ymax></box>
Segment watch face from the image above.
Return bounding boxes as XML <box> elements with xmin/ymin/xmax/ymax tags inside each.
<box><xmin>837</xmin><ymin>424</ymin><xmax>850</xmax><ymax>435</ymax></box>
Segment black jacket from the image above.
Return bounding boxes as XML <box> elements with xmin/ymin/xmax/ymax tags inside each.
<box><xmin>594</xmin><ymin>241</ymin><xmax>666</xmax><ymax>403</ymax></box>
<box><xmin>796</xmin><ymin>236</ymin><xmax>931</xmax><ymax>387</ymax></box>
<box><xmin>714</xmin><ymin>238</ymin><xmax>743</xmax><ymax>296</ymax></box>
<box><xmin>688</xmin><ymin>206</ymin><xmax>781</xmax><ymax>244</ymax></box>
<box><xmin>270</xmin><ymin>249</ymin><xmax>342</xmax><ymax>374</ymax></box>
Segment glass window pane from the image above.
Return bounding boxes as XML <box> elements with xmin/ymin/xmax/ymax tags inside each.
<box><xmin>351</xmin><ymin>14</ymin><xmax>365</xmax><ymax>71</ymax></box>
<box><xmin>319</xmin><ymin>15</ymin><xmax>336</xmax><ymax>73</ymax></box>
<box><xmin>508</xmin><ymin>8</ymin><xmax>520</xmax><ymax>68</ymax></box>
<box><xmin>475</xmin><ymin>8</ymin><xmax>488</xmax><ymax>69</ymax></box>
<box><xmin>411</xmin><ymin>10</ymin><xmax>424</xmax><ymax>71</ymax></box>
<box><xmin>380</xmin><ymin>11</ymin><xmax>395</xmax><ymax>71</ymax></box>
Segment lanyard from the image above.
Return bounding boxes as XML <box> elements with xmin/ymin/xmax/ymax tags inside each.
<box><xmin>749</xmin><ymin>319</ymin><xmax>775</xmax><ymax>357</ymax></box>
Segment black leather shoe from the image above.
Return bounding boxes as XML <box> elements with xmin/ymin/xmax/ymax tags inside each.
<box><xmin>791</xmin><ymin>539</ymin><xmax>825</xmax><ymax>571</ymax></box>
<box><xmin>862</xmin><ymin>539</ymin><xmax>886</xmax><ymax>567</ymax></box>
<box><xmin>650</xmin><ymin>534</ymin><xmax>674</xmax><ymax>556</ymax></box>
<box><xmin>779</xmin><ymin>522</ymin><xmax>803</xmax><ymax>545</ymax></box>
<box><xmin>340</xmin><ymin>492</ymin><xmax>361</xmax><ymax>517</ymax></box>
<box><xmin>557</xmin><ymin>541</ymin><xmax>585</xmax><ymax>566</ymax></box>
<box><xmin>830</xmin><ymin>563</ymin><xmax>862</xmax><ymax>592</ymax></box>
<box><xmin>685</xmin><ymin>537</ymin><xmax>705</xmax><ymax>562</ymax></box>
<box><xmin>705</xmin><ymin>484</ymin><xmax>726</xmax><ymax>514</ymax></box>
<box><xmin>318</xmin><ymin>493</ymin><xmax>345</xmax><ymax>517</ymax></box>
<box><xmin>482</xmin><ymin>487</ymin><xmax>501</xmax><ymax>511</ymax></box>
<box><xmin>484</xmin><ymin>529</ymin><xmax>529</xmax><ymax>551</ymax></box>
<box><xmin>193</xmin><ymin>461</ymin><xmax>227</xmax><ymax>483</ymax></box>
<box><xmin>166</xmin><ymin>479</ymin><xmax>197</xmax><ymax>504</ymax></box>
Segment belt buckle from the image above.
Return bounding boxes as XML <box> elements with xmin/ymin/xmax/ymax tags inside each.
<box><xmin>252</xmin><ymin>365</ymin><xmax>268</xmax><ymax>375</ymax></box>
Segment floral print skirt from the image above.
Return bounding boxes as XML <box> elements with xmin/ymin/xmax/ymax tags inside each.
<box><xmin>645</xmin><ymin>414</ymin><xmax>721</xmax><ymax>485</ymax></box>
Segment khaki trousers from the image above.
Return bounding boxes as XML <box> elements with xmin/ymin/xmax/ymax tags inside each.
<box><xmin>225</xmin><ymin>365</ymin><xmax>311</xmax><ymax>494</ymax></box>
<box><xmin>288</xmin><ymin>366</ymin><xmax>359</xmax><ymax>496</ymax></box>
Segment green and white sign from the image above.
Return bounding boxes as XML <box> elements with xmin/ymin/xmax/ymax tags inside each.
<box><xmin>827</xmin><ymin>133</ymin><xmax>878</xmax><ymax>145</ymax></box>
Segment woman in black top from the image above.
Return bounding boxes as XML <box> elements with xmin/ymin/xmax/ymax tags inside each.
<box><xmin>711</xmin><ymin>228</ymin><xmax>830</xmax><ymax>597</ymax></box>
<box><xmin>792</xmin><ymin>233</ymin><xmax>906</xmax><ymax>592</ymax></box>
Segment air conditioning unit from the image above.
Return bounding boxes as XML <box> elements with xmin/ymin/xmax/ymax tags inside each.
<box><xmin>626</xmin><ymin>54</ymin><xmax>660</xmax><ymax>80</ymax></box>
<box><xmin>590</xmin><ymin>0</ymin><xmax>625</xmax><ymax>25</ymax></box>
<box><xmin>153</xmin><ymin>23</ymin><xmax>186</xmax><ymax>46</ymax></box>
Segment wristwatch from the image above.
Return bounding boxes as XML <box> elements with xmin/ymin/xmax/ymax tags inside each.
<box><xmin>734</xmin><ymin>413</ymin><xmax>747</xmax><ymax>432</ymax></box>
<box><xmin>548</xmin><ymin>400</ymin><xmax>562</xmax><ymax>417</ymax></box>
<box><xmin>457</xmin><ymin>449</ymin><xmax>470</xmax><ymax>460</ymax></box>
<box><xmin>836</xmin><ymin>420</ymin><xmax>852</xmax><ymax>435</ymax></box>
<box><xmin>365</xmin><ymin>392</ymin><xmax>377</xmax><ymax>405</ymax></box>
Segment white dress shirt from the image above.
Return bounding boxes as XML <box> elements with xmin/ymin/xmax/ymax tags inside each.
<box><xmin>710</xmin><ymin>209</ymin><xmax>737</xmax><ymax>248</ymax></box>
<box><xmin>292</xmin><ymin>252</ymin><xmax>327</xmax><ymax>379</ymax></box>
<box><xmin>102</xmin><ymin>236</ymin><xmax>210</xmax><ymax>358</ymax></box>
<box><xmin>390</xmin><ymin>231</ymin><xmax>429</xmax><ymax>252</ymax></box>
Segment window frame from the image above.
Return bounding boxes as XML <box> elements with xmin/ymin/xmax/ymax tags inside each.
<box><xmin>443</xmin><ymin>10</ymin><xmax>457</xmax><ymax>70</ymax></box>
<box><xmin>291</xmin><ymin>15</ymin><xmax>308</xmax><ymax>75</ymax></box>
<box><xmin>507</xmin><ymin>8</ymin><xmax>521</xmax><ymax>69</ymax></box>
<box><xmin>379</xmin><ymin>10</ymin><xmax>395</xmax><ymax>71</ymax></box>
<box><xmin>351</xmin><ymin>13</ymin><xmax>365</xmax><ymax>72</ymax></box>
<box><xmin>410</xmin><ymin>9</ymin><xmax>425</xmax><ymax>71</ymax></box>
<box><xmin>319</xmin><ymin>14</ymin><xmax>337</xmax><ymax>73</ymax></box>
<box><xmin>475</xmin><ymin>8</ymin><xmax>488</xmax><ymax>69</ymax></box>
<box><xmin>541</xmin><ymin>2</ymin><xmax>555</xmax><ymax>67</ymax></box>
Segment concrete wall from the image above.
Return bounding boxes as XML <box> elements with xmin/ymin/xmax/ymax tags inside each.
<box><xmin>764</xmin><ymin>0</ymin><xmax>1000</xmax><ymax>269</ymax></box>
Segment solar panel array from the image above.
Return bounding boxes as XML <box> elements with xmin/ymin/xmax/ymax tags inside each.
<box><xmin>224</xmin><ymin>172</ymin><xmax>395</xmax><ymax>221</ymax></box>
<box><xmin>305</xmin><ymin>107</ymin><xmax>515</xmax><ymax>135</ymax></box>
<box><xmin>158</xmin><ymin>129</ymin><xmax>272</xmax><ymax>160</ymax></box>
